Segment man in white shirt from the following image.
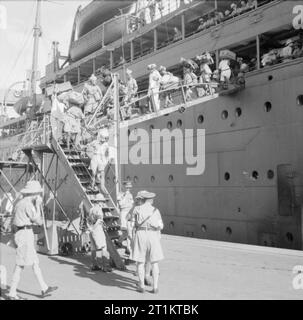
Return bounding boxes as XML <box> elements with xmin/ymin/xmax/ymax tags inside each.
<box><xmin>148</xmin><ymin>64</ymin><xmax>161</xmax><ymax>112</ymax></box>
<box><xmin>8</xmin><ymin>181</ymin><xmax>57</xmax><ymax>300</ymax></box>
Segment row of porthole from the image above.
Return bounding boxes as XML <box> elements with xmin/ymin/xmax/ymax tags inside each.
<box><xmin>224</xmin><ymin>170</ymin><xmax>275</xmax><ymax>181</ymax></box>
<box><xmin>126</xmin><ymin>175</ymin><xmax>174</xmax><ymax>183</ymax></box>
<box><xmin>125</xmin><ymin>170</ymin><xmax>275</xmax><ymax>184</ymax></box>
<box><xmin>169</xmin><ymin>222</ymin><xmax>294</xmax><ymax>243</ymax></box>
<box><xmin>128</xmin><ymin>96</ymin><xmax>303</xmax><ymax>134</ymax></box>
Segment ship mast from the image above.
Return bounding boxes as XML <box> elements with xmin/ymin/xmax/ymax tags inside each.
<box><xmin>30</xmin><ymin>0</ymin><xmax>42</xmax><ymax>106</ymax></box>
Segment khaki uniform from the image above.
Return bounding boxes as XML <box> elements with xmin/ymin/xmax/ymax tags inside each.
<box><xmin>117</xmin><ymin>190</ymin><xmax>134</xmax><ymax>230</ymax></box>
<box><xmin>82</xmin><ymin>83</ymin><xmax>103</xmax><ymax>115</ymax></box>
<box><xmin>131</xmin><ymin>202</ymin><xmax>164</xmax><ymax>263</ymax></box>
<box><xmin>88</xmin><ymin>205</ymin><xmax>107</xmax><ymax>251</ymax></box>
<box><xmin>12</xmin><ymin>197</ymin><xmax>42</xmax><ymax>266</ymax></box>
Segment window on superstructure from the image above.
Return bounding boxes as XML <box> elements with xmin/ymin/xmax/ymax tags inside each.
<box><xmin>226</xmin><ymin>37</ymin><xmax>258</xmax><ymax>73</ymax></box>
<box><xmin>259</xmin><ymin>27</ymin><xmax>303</xmax><ymax>69</ymax></box>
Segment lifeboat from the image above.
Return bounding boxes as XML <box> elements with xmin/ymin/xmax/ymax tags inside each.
<box><xmin>69</xmin><ymin>0</ymin><xmax>136</xmax><ymax>61</ymax></box>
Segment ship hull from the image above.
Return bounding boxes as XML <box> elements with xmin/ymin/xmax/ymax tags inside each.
<box><xmin>121</xmin><ymin>58</ymin><xmax>303</xmax><ymax>250</ymax></box>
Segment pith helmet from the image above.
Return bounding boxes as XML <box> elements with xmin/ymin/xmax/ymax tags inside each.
<box><xmin>285</xmin><ymin>39</ymin><xmax>294</xmax><ymax>46</ymax></box>
<box><xmin>20</xmin><ymin>181</ymin><xmax>43</xmax><ymax>194</ymax></box>
<box><xmin>89</xmin><ymin>74</ymin><xmax>97</xmax><ymax>82</ymax></box>
<box><xmin>147</xmin><ymin>64</ymin><xmax>157</xmax><ymax>70</ymax></box>
<box><xmin>123</xmin><ymin>181</ymin><xmax>133</xmax><ymax>188</ymax></box>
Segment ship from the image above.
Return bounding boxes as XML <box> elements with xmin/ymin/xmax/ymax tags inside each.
<box><xmin>1</xmin><ymin>0</ymin><xmax>303</xmax><ymax>253</ymax></box>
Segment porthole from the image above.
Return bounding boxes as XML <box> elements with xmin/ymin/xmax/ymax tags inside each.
<box><xmin>177</xmin><ymin>119</ymin><xmax>183</xmax><ymax>127</ymax></box>
<box><xmin>268</xmin><ymin>75</ymin><xmax>273</xmax><ymax>81</ymax></box>
<box><xmin>235</xmin><ymin>108</ymin><xmax>242</xmax><ymax>117</ymax></box>
<box><xmin>151</xmin><ymin>175</ymin><xmax>155</xmax><ymax>183</ymax></box>
<box><xmin>226</xmin><ymin>227</ymin><xmax>232</xmax><ymax>235</ymax></box>
<box><xmin>267</xmin><ymin>170</ymin><xmax>274</xmax><ymax>180</ymax></box>
<box><xmin>221</xmin><ymin>110</ymin><xmax>228</xmax><ymax>120</ymax></box>
<box><xmin>297</xmin><ymin>95</ymin><xmax>303</xmax><ymax>106</ymax></box>
<box><xmin>167</xmin><ymin>121</ymin><xmax>173</xmax><ymax>129</ymax></box>
<box><xmin>224</xmin><ymin>172</ymin><xmax>230</xmax><ymax>181</ymax></box>
<box><xmin>133</xmin><ymin>176</ymin><xmax>138</xmax><ymax>183</ymax></box>
<box><xmin>264</xmin><ymin>101</ymin><xmax>272</xmax><ymax>112</ymax></box>
<box><xmin>286</xmin><ymin>232</ymin><xmax>294</xmax><ymax>243</ymax></box>
<box><xmin>168</xmin><ymin>175</ymin><xmax>174</xmax><ymax>182</ymax></box>
<box><xmin>201</xmin><ymin>224</ymin><xmax>207</xmax><ymax>233</ymax></box>
<box><xmin>252</xmin><ymin>171</ymin><xmax>259</xmax><ymax>180</ymax></box>
<box><xmin>197</xmin><ymin>115</ymin><xmax>204</xmax><ymax>124</ymax></box>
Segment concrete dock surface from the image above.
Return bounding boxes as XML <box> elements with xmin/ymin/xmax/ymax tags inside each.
<box><xmin>1</xmin><ymin>234</ymin><xmax>303</xmax><ymax>300</ymax></box>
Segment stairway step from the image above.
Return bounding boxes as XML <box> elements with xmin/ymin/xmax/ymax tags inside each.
<box><xmin>71</xmin><ymin>163</ymin><xmax>87</xmax><ymax>168</ymax></box>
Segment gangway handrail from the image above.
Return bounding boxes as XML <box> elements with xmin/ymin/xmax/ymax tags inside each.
<box><xmin>86</xmin><ymin>80</ymin><xmax>115</xmax><ymax>127</ymax></box>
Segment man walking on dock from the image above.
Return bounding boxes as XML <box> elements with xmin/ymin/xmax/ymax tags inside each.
<box><xmin>7</xmin><ymin>181</ymin><xmax>57</xmax><ymax>300</ymax></box>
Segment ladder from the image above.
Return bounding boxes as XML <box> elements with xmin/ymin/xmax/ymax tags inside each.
<box><xmin>23</xmin><ymin>135</ymin><xmax>125</xmax><ymax>270</ymax></box>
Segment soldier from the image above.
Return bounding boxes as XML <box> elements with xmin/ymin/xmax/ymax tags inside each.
<box><xmin>88</xmin><ymin>128</ymin><xmax>111</xmax><ymax>197</ymax></box>
<box><xmin>148</xmin><ymin>64</ymin><xmax>161</xmax><ymax>112</ymax></box>
<box><xmin>131</xmin><ymin>191</ymin><xmax>164</xmax><ymax>294</ymax></box>
<box><xmin>87</xmin><ymin>193</ymin><xmax>112</xmax><ymax>272</ymax></box>
<box><xmin>125</xmin><ymin>69</ymin><xmax>138</xmax><ymax>117</ymax></box>
<box><xmin>63</xmin><ymin>105</ymin><xmax>84</xmax><ymax>150</ymax></box>
<box><xmin>117</xmin><ymin>181</ymin><xmax>134</xmax><ymax>255</ymax></box>
<box><xmin>219</xmin><ymin>57</ymin><xmax>231</xmax><ymax>88</ymax></box>
<box><xmin>7</xmin><ymin>181</ymin><xmax>57</xmax><ymax>300</ymax></box>
<box><xmin>82</xmin><ymin>74</ymin><xmax>103</xmax><ymax>116</ymax></box>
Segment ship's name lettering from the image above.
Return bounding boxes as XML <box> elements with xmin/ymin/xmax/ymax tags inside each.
<box><xmin>120</xmin><ymin>127</ymin><xmax>205</xmax><ymax>176</ymax></box>
<box><xmin>293</xmin><ymin>5</ymin><xmax>303</xmax><ymax>29</ymax></box>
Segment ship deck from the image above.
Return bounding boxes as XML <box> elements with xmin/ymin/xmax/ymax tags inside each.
<box><xmin>1</xmin><ymin>235</ymin><xmax>302</xmax><ymax>300</ymax></box>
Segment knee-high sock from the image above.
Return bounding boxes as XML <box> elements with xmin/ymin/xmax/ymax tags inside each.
<box><xmin>32</xmin><ymin>263</ymin><xmax>48</xmax><ymax>292</ymax></box>
<box><xmin>151</xmin><ymin>263</ymin><xmax>159</xmax><ymax>290</ymax></box>
<box><xmin>137</xmin><ymin>263</ymin><xmax>145</xmax><ymax>288</ymax></box>
<box><xmin>9</xmin><ymin>265</ymin><xmax>22</xmax><ymax>297</ymax></box>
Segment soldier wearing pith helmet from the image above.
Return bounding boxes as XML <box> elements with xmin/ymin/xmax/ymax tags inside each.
<box><xmin>8</xmin><ymin>180</ymin><xmax>58</xmax><ymax>300</ymax></box>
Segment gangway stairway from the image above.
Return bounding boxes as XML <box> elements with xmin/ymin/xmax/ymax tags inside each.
<box><xmin>22</xmin><ymin>136</ymin><xmax>126</xmax><ymax>270</ymax></box>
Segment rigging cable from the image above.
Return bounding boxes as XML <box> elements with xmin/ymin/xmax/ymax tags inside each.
<box><xmin>1</xmin><ymin>2</ymin><xmax>36</xmax><ymax>88</ymax></box>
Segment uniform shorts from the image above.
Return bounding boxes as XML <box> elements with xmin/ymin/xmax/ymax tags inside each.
<box><xmin>14</xmin><ymin>229</ymin><xmax>39</xmax><ymax>266</ymax></box>
<box><xmin>131</xmin><ymin>230</ymin><xmax>164</xmax><ymax>263</ymax></box>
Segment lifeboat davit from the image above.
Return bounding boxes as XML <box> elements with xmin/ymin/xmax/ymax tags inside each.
<box><xmin>69</xmin><ymin>0</ymin><xmax>136</xmax><ymax>61</ymax></box>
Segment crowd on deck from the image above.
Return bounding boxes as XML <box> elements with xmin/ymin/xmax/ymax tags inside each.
<box><xmin>127</xmin><ymin>0</ymin><xmax>274</xmax><ymax>36</ymax></box>
<box><xmin>261</xmin><ymin>38</ymin><xmax>303</xmax><ymax>67</ymax></box>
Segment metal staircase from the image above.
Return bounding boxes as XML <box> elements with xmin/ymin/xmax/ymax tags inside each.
<box><xmin>22</xmin><ymin>119</ymin><xmax>125</xmax><ymax>270</ymax></box>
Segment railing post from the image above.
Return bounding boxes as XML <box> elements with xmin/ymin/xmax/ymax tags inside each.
<box><xmin>154</xmin><ymin>28</ymin><xmax>158</xmax><ymax>52</ymax></box>
<box><xmin>181</xmin><ymin>14</ymin><xmax>185</xmax><ymax>40</ymax></box>
<box><xmin>256</xmin><ymin>34</ymin><xmax>261</xmax><ymax>70</ymax></box>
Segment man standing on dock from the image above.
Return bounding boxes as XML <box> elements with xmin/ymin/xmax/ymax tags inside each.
<box><xmin>7</xmin><ymin>181</ymin><xmax>57</xmax><ymax>300</ymax></box>
<box><xmin>117</xmin><ymin>181</ymin><xmax>134</xmax><ymax>255</ymax></box>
